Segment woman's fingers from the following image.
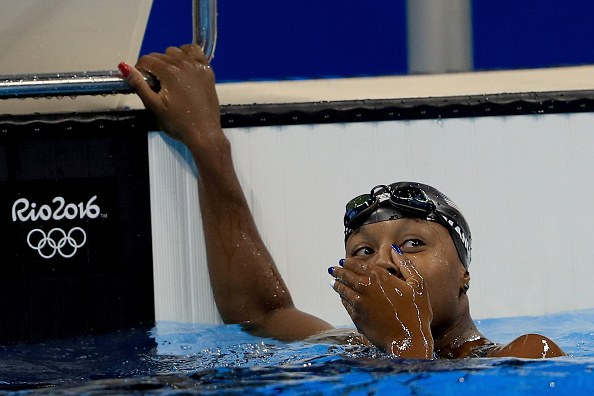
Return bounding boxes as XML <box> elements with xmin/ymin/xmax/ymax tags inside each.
<box><xmin>390</xmin><ymin>249</ymin><xmax>424</xmax><ymax>291</ymax></box>
<box><xmin>134</xmin><ymin>46</ymin><xmax>202</xmax><ymax>82</ymax></box>
<box><xmin>397</xmin><ymin>259</ymin><xmax>425</xmax><ymax>290</ymax></box>
<box><xmin>330</xmin><ymin>265</ymin><xmax>372</xmax><ymax>293</ymax></box>
<box><xmin>180</xmin><ymin>43</ymin><xmax>210</xmax><ymax>64</ymax></box>
<box><xmin>331</xmin><ymin>276</ymin><xmax>360</xmax><ymax>308</ymax></box>
<box><xmin>120</xmin><ymin>62</ymin><xmax>162</xmax><ymax>113</ymax></box>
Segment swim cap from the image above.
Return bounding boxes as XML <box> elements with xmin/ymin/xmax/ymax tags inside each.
<box><xmin>343</xmin><ymin>181</ymin><xmax>472</xmax><ymax>268</ymax></box>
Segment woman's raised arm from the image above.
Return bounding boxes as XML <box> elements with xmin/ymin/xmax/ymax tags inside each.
<box><xmin>121</xmin><ymin>44</ymin><xmax>333</xmax><ymax>340</ymax></box>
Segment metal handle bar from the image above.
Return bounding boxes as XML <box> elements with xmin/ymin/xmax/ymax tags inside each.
<box><xmin>0</xmin><ymin>0</ymin><xmax>216</xmax><ymax>99</ymax></box>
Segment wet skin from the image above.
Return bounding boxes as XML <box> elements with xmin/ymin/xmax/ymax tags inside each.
<box><xmin>331</xmin><ymin>218</ymin><xmax>566</xmax><ymax>358</ymax></box>
<box><xmin>331</xmin><ymin>218</ymin><xmax>476</xmax><ymax>358</ymax></box>
<box><xmin>125</xmin><ymin>44</ymin><xmax>566</xmax><ymax>360</ymax></box>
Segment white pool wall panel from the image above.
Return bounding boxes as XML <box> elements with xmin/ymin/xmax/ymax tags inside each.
<box><xmin>149</xmin><ymin>106</ymin><xmax>594</xmax><ymax>325</ymax></box>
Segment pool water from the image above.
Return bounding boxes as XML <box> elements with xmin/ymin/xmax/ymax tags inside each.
<box><xmin>1</xmin><ymin>309</ymin><xmax>594</xmax><ymax>394</ymax></box>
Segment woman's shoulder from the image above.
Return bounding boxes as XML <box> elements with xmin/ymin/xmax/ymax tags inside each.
<box><xmin>487</xmin><ymin>333</ymin><xmax>566</xmax><ymax>358</ymax></box>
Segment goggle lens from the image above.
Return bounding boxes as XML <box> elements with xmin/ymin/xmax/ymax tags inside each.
<box><xmin>345</xmin><ymin>193</ymin><xmax>374</xmax><ymax>223</ymax></box>
<box><xmin>389</xmin><ymin>186</ymin><xmax>435</xmax><ymax>213</ymax></box>
<box><xmin>344</xmin><ymin>185</ymin><xmax>436</xmax><ymax>228</ymax></box>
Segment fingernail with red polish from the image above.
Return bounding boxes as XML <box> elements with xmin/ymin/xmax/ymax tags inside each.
<box><xmin>392</xmin><ymin>244</ymin><xmax>403</xmax><ymax>255</ymax></box>
<box><xmin>118</xmin><ymin>62</ymin><xmax>132</xmax><ymax>78</ymax></box>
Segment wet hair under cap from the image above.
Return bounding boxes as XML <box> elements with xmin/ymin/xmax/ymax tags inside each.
<box><xmin>343</xmin><ymin>181</ymin><xmax>472</xmax><ymax>268</ymax></box>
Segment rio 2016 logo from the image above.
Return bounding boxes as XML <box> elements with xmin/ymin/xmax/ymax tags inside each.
<box><xmin>12</xmin><ymin>196</ymin><xmax>101</xmax><ymax>259</ymax></box>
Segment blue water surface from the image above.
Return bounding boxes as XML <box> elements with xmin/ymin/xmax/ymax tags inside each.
<box><xmin>1</xmin><ymin>309</ymin><xmax>594</xmax><ymax>395</ymax></box>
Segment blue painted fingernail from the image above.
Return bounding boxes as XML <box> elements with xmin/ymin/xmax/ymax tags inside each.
<box><xmin>339</xmin><ymin>258</ymin><xmax>345</xmax><ymax>267</ymax></box>
<box><xmin>392</xmin><ymin>244</ymin><xmax>403</xmax><ymax>255</ymax></box>
<box><xmin>328</xmin><ymin>266</ymin><xmax>335</xmax><ymax>275</ymax></box>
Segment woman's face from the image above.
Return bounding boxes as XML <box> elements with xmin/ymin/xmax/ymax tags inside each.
<box><xmin>345</xmin><ymin>218</ymin><xmax>469</xmax><ymax>332</ymax></box>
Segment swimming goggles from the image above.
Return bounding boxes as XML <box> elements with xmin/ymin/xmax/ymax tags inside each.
<box><xmin>343</xmin><ymin>182</ymin><xmax>472</xmax><ymax>268</ymax></box>
<box><xmin>344</xmin><ymin>184</ymin><xmax>437</xmax><ymax>230</ymax></box>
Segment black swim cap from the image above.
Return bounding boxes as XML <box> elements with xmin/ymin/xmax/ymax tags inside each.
<box><xmin>343</xmin><ymin>181</ymin><xmax>472</xmax><ymax>268</ymax></box>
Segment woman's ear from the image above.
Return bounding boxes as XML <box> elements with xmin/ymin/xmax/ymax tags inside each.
<box><xmin>461</xmin><ymin>271</ymin><xmax>470</xmax><ymax>293</ymax></box>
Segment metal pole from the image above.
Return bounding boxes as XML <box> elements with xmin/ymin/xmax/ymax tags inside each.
<box><xmin>0</xmin><ymin>0</ymin><xmax>217</xmax><ymax>99</ymax></box>
<box><xmin>193</xmin><ymin>0</ymin><xmax>217</xmax><ymax>61</ymax></box>
<box><xmin>406</xmin><ymin>0</ymin><xmax>473</xmax><ymax>74</ymax></box>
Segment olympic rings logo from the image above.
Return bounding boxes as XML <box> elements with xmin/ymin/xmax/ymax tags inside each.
<box><xmin>26</xmin><ymin>227</ymin><xmax>87</xmax><ymax>259</ymax></box>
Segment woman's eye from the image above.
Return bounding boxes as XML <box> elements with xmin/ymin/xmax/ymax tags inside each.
<box><xmin>400</xmin><ymin>239</ymin><xmax>424</xmax><ymax>249</ymax></box>
<box><xmin>353</xmin><ymin>247</ymin><xmax>375</xmax><ymax>256</ymax></box>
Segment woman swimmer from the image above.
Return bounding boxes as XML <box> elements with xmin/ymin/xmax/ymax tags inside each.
<box><xmin>120</xmin><ymin>44</ymin><xmax>566</xmax><ymax>359</ymax></box>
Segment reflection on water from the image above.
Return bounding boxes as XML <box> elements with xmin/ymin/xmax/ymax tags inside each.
<box><xmin>0</xmin><ymin>326</ymin><xmax>156</xmax><ymax>391</ymax></box>
<box><xmin>1</xmin><ymin>309</ymin><xmax>594</xmax><ymax>394</ymax></box>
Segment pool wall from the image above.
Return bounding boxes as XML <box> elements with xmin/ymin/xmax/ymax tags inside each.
<box><xmin>149</xmin><ymin>71</ymin><xmax>594</xmax><ymax>326</ymax></box>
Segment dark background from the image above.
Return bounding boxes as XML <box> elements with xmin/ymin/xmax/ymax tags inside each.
<box><xmin>140</xmin><ymin>0</ymin><xmax>594</xmax><ymax>82</ymax></box>
<box><xmin>0</xmin><ymin>116</ymin><xmax>154</xmax><ymax>343</ymax></box>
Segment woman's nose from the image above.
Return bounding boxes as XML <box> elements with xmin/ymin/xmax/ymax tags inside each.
<box><xmin>372</xmin><ymin>245</ymin><xmax>400</xmax><ymax>274</ymax></box>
